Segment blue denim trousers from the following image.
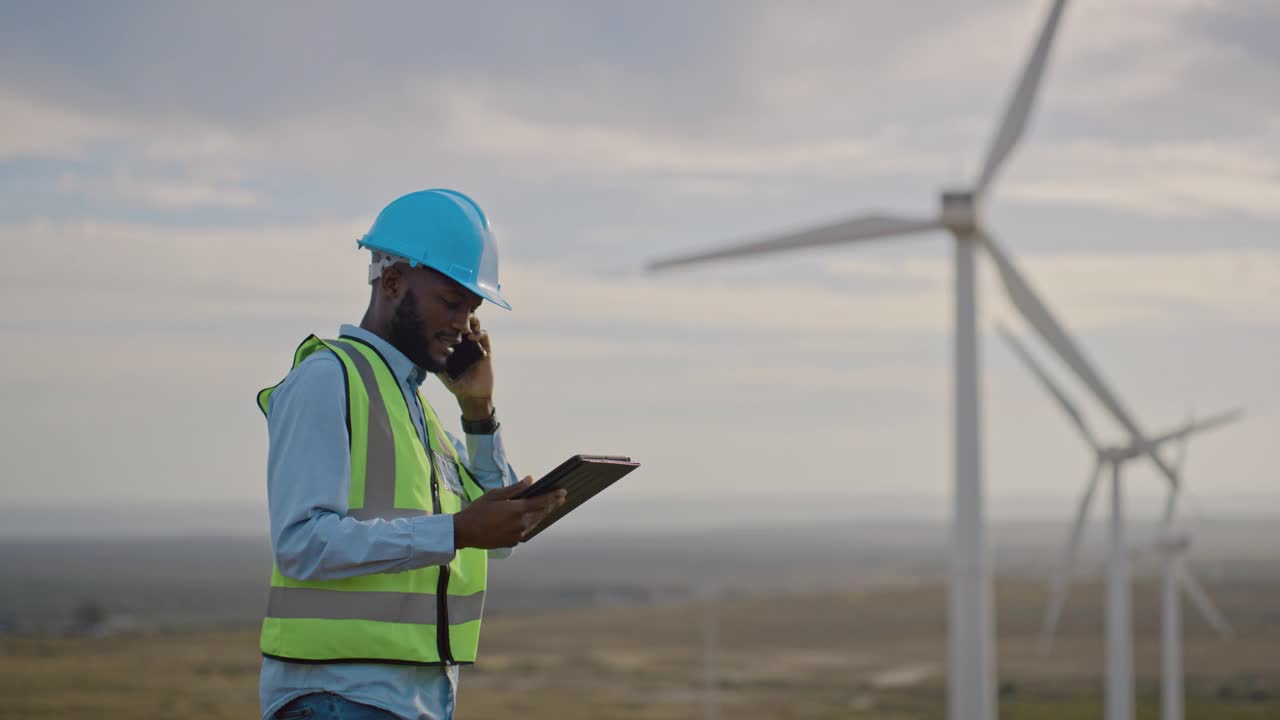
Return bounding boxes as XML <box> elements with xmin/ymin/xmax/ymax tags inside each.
<box><xmin>273</xmin><ymin>692</ymin><xmax>402</xmax><ymax>720</ymax></box>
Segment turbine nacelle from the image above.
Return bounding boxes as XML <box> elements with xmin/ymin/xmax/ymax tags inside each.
<box><xmin>940</xmin><ymin>191</ymin><xmax>980</xmax><ymax>235</ymax></box>
<box><xmin>1098</xmin><ymin>444</ymin><xmax>1148</xmax><ymax>464</ymax></box>
<box><xmin>1158</xmin><ymin>533</ymin><xmax>1192</xmax><ymax>554</ymax></box>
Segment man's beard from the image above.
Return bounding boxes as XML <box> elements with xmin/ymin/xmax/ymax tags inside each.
<box><xmin>388</xmin><ymin>291</ymin><xmax>447</xmax><ymax>373</ymax></box>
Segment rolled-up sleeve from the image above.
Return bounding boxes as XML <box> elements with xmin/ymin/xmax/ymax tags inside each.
<box><xmin>266</xmin><ymin>354</ymin><xmax>456</xmax><ymax>581</ymax></box>
<box><xmin>449</xmin><ymin>429</ymin><xmax>520</xmax><ymax>559</ymax></box>
<box><xmin>455</xmin><ymin>430</ymin><xmax>518</xmax><ymax>493</ymax></box>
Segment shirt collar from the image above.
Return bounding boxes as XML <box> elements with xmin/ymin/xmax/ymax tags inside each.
<box><xmin>338</xmin><ymin>324</ymin><xmax>430</xmax><ymax>388</ymax></box>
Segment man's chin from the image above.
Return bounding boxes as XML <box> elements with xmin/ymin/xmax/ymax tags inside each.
<box><xmin>402</xmin><ymin>346</ymin><xmax>446</xmax><ymax>374</ymax></box>
<box><xmin>421</xmin><ymin>351</ymin><xmax>449</xmax><ymax>375</ymax></box>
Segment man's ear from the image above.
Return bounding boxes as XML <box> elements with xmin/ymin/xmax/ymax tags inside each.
<box><xmin>380</xmin><ymin>265</ymin><xmax>404</xmax><ymax>301</ymax></box>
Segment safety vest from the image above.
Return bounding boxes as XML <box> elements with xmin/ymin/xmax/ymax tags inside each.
<box><xmin>257</xmin><ymin>335</ymin><xmax>489</xmax><ymax>665</ymax></box>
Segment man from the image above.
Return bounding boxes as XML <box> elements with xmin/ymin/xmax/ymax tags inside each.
<box><xmin>257</xmin><ymin>189</ymin><xmax>565</xmax><ymax>720</ymax></box>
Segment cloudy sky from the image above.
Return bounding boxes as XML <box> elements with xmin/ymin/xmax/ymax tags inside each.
<box><xmin>2</xmin><ymin>0</ymin><xmax>1276</xmax><ymax>537</ymax></box>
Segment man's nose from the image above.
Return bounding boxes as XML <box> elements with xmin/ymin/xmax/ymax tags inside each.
<box><xmin>450</xmin><ymin>312</ymin><xmax>472</xmax><ymax>333</ymax></box>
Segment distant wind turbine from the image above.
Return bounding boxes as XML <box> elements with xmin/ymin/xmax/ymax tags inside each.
<box><xmin>651</xmin><ymin>3</ymin><xmax>1083</xmax><ymax>719</ymax></box>
<box><xmin>1000</xmin><ymin>327</ymin><xmax>1241</xmax><ymax>720</ymax></box>
<box><xmin>702</xmin><ymin>581</ymin><xmax>721</xmax><ymax>720</ymax></box>
<box><xmin>1154</xmin><ymin>423</ymin><xmax>1235</xmax><ymax>720</ymax></box>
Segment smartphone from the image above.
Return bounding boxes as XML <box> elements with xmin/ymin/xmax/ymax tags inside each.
<box><xmin>445</xmin><ymin>338</ymin><xmax>486</xmax><ymax>380</ymax></box>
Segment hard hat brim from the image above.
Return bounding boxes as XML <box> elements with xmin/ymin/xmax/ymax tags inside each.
<box><xmin>468</xmin><ymin>281</ymin><xmax>512</xmax><ymax>311</ymax></box>
<box><xmin>360</xmin><ymin>237</ymin><xmax>512</xmax><ymax>311</ymax></box>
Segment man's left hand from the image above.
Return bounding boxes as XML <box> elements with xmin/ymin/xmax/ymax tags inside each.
<box><xmin>438</xmin><ymin>315</ymin><xmax>495</xmax><ymax>419</ymax></box>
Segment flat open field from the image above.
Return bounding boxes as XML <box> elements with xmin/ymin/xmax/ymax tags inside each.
<box><xmin>3</xmin><ymin>578</ymin><xmax>1276</xmax><ymax>720</ymax></box>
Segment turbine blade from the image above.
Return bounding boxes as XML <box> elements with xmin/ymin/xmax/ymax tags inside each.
<box><xmin>1147</xmin><ymin>409</ymin><xmax>1245</xmax><ymax>451</ymax></box>
<box><xmin>1160</xmin><ymin>413</ymin><xmax>1191</xmax><ymax>530</ymax></box>
<box><xmin>1154</xmin><ymin>408</ymin><xmax>1244</xmax><ymax>526</ymax></box>
<box><xmin>982</xmin><ymin>233</ymin><xmax>1182</xmax><ymax>493</ymax></box>
<box><xmin>999</xmin><ymin>325</ymin><xmax>1099</xmax><ymax>450</ymax></box>
<box><xmin>1039</xmin><ymin>458</ymin><xmax>1105</xmax><ymax>656</ymax></box>
<box><xmin>975</xmin><ymin>0</ymin><xmax>1070</xmax><ymax>194</ymax></box>
<box><xmin>648</xmin><ymin>214</ymin><xmax>942</xmax><ymax>272</ymax></box>
<box><xmin>1177</xmin><ymin>560</ymin><xmax>1234</xmax><ymax>639</ymax></box>
<box><xmin>1171</xmin><ymin>412</ymin><xmax>1192</xmax><ymax>476</ymax></box>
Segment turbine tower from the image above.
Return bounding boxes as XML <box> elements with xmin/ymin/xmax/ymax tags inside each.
<box><xmin>1001</xmin><ymin>328</ymin><xmax>1241</xmax><ymax>720</ymax></box>
<box><xmin>702</xmin><ymin>581</ymin><xmax>721</xmax><ymax>720</ymax></box>
<box><xmin>1156</xmin><ymin>426</ymin><xmax>1235</xmax><ymax>720</ymax></box>
<box><xmin>650</xmin><ymin>3</ymin><xmax>1086</xmax><ymax>718</ymax></box>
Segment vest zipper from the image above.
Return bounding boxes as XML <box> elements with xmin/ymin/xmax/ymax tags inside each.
<box><xmin>425</xmin><ymin>407</ymin><xmax>456</xmax><ymax>665</ymax></box>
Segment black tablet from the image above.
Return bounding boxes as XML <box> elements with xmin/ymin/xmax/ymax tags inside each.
<box><xmin>514</xmin><ymin>454</ymin><xmax>640</xmax><ymax>541</ymax></box>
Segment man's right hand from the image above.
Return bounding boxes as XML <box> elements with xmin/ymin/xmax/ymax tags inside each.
<box><xmin>453</xmin><ymin>477</ymin><xmax>567</xmax><ymax>549</ymax></box>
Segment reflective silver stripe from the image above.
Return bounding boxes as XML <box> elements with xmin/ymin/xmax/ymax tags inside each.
<box><xmin>331</xmin><ymin>341</ymin><xmax>397</xmax><ymax>517</ymax></box>
<box><xmin>450</xmin><ymin>589</ymin><xmax>485</xmax><ymax>623</ymax></box>
<box><xmin>346</xmin><ymin>507</ymin><xmax>430</xmax><ymax>521</ymax></box>
<box><xmin>267</xmin><ymin>587</ymin><xmax>486</xmax><ymax>625</ymax></box>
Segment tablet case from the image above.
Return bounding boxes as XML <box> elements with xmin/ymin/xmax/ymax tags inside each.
<box><xmin>514</xmin><ymin>454</ymin><xmax>640</xmax><ymax>541</ymax></box>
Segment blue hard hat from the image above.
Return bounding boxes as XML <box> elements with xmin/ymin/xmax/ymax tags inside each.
<box><xmin>358</xmin><ymin>189</ymin><xmax>511</xmax><ymax>310</ymax></box>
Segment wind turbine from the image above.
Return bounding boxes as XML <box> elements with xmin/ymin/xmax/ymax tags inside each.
<box><xmin>649</xmin><ymin>3</ymin><xmax>1081</xmax><ymax>718</ymax></box>
<box><xmin>999</xmin><ymin>327</ymin><xmax>1241</xmax><ymax>720</ymax></box>
<box><xmin>648</xmin><ymin>1</ymin><xmax>1213</xmax><ymax>716</ymax></box>
<box><xmin>1155</xmin><ymin>426</ymin><xmax>1235</xmax><ymax>720</ymax></box>
<box><xmin>702</xmin><ymin>581</ymin><xmax>721</xmax><ymax>720</ymax></box>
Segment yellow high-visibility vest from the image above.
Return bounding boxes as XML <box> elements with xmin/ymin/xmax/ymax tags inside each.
<box><xmin>257</xmin><ymin>335</ymin><xmax>488</xmax><ymax>665</ymax></box>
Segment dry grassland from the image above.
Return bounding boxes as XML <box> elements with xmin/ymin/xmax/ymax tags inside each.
<box><xmin>2</xmin><ymin>579</ymin><xmax>1276</xmax><ymax>719</ymax></box>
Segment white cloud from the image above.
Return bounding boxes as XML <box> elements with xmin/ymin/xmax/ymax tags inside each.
<box><xmin>2</xmin><ymin>218</ymin><xmax>1275</xmax><ymax>355</ymax></box>
<box><xmin>4</xmin><ymin>1</ymin><xmax>1276</xmax><ymax>222</ymax></box>
<box><xmin>437</xmin><ymin>89</ymin><xmax>948</xmax><ymax>180</ymax></box>
<box><xmin>1052</xmin><ymin>0</ymin><xmax>1268</xmax><ymax>116</ymax></box>
<box><xmin>504</xmin><ymin>261</ymin><xmax>949</xmax><ymax>335</ymax></box>
<box><xmin>1002</xmin><ymin>138</ymin><xmax>1280</xmax><ymax>219</ymax></box>
<box><xmin>0</xmin><ymin>216</ymin><xmax>1274</xmax><ymax>509</ymax></box>
<box><xmin>0</xmin><ymin>87</ymin><xmax>119</xmax><ymax>161</ymax></box>
<box><xmin>0</xmin><ymin>217</ymin><xmax>368</xmax><ymax>353</ymax></box>
<box><xmin>58</xmin><ymin>170</ymin><xmax>262</xmax><ymax>209</ymax></box>
<box><xmin>717</xmin><ymin>364</ymin><xmax>944</xmax><ymax>394</ymax></box>
<box><xmin>993</xmin><ymin>249</ymin><xmax>1280</xmax><ymax>330</ymax></box>
<box><xmin>2</xmin><ymin>2</ymin><xmax>1277</xmax><ymax>513</ymax></box>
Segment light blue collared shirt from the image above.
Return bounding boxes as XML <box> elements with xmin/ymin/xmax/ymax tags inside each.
<box><xmin>259</xmin><ymin>324</ymin><xmax>518</xmax><ymax>720</ymax></box>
